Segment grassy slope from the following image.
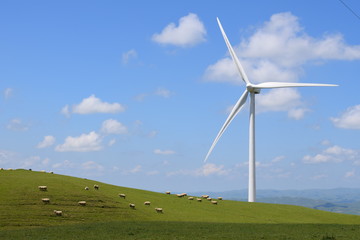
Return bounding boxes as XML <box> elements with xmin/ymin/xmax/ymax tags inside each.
<box><xmin>1</xmin><ymin>169</ymin><xmax>360</xmax><ymax>239</ymax></box>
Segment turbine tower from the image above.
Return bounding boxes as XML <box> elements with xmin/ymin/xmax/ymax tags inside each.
<box><xmin>205</xmin><ymin>18</ymin><xmax>337</xmax><ymax>202</ymax></box>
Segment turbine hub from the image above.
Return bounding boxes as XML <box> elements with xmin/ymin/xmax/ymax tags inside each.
<box><xmin>246</xmin><ymin>84</ymin><xmax>261</xmax><ymax>94</ymax></box>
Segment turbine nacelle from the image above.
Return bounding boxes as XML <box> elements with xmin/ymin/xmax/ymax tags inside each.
<box><xmin>246</xmin><ymin>84</ymin><xmax>261</xmax><ymax>94</ymax></box>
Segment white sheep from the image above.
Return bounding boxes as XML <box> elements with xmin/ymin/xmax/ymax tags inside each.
<box><xmin>144</xmin><ymin>201</ymin><xmax>151</xmax><ymax>206</ymax></box>
<box><xmin>211</xmin><ymin>200</ymin><xmax>218</xmax><ymax>205</ymax></box>
<box><xmin>38</xmin><ymin>186</ymin><xmax>47</xmax><ymax>191</ymax></box>
<box><xmin>94</xmin><ymin>184</ymin><xmax>99</xmax><ymax>190</ymax></box>
<box><xmin>188</xmin><ymin>197</ymin><xmax>194</xmax><ymax>200</ymax></box>
<box><xmin>207</xmin><ymin>197</ymin><xmax>212</xmax><ymax>201</ymax></box>
<box><xmin>176</xmin><ymin>193</ymin><xmax>187</xmax><ymax>198</ymax></box>
<box><xmin>53</xmin><ymin>210</ymin><xmax>62</xmax><ymax>216</ymax></box>
<box><xmin>49</xmin><ymin>171</ymin><xmax>54</xmax><ymax>174</ymax></box>
<box><xmin>197</xmin><ymin>198</ymin><xmax>202</xmax><ymax>202</ymax></box>
<box><xmin>201</xmin><ymin>195</ymin><xmax>209</xmax><ymax>199</ymax></box>
<box><xmin>129</xmin><ymin>203</ymin><xmax>135</xmax><ymax>209</ymax></box>
<box><xmin>155</xmin><ymin>208</ymin><xmax>163</xmax><ymax>213</ymax></box>
<box><xmin>218</xmin><ymin>197</ymin><xmax>223</xmax><ymax>200</ymax></box>
<box><xmin>78</xmin><ymin>201</ymin><xmax>86</xmax><ymax>206</ymax></box>
<box><xmin>42</xmin><ymin>198</ymin><xmax>50</xmax><ymax>203</ymax></box>
<box><xmin>119</xmin><ymin>193</ymin><xmax>126</xmax><ymax>199</ymax></box>
<box><xmin>85</xmin><ymin>186</ymin><xmax>89</xmax><ymax>190</ymax></box>
<box><xmin>0</xmin><ymin>168</ymin><xmax>3</xmax><ymax>170</ymax></box>
<box><xmin>165</xmin><ymin>191</ymin><xmax>171</xmax><ymax>195</ymax></box>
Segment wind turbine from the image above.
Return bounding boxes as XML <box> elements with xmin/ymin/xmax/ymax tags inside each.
<box><xmin>204</xmin><ymin>18</ymin><xmax>338</xmax><ymax>202</ymax></box>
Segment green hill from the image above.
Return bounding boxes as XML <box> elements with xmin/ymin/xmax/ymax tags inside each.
<box><xmin>1</xmin><ymin>169</ymin><xmax>360</xmax><ymax>239</ymax></box>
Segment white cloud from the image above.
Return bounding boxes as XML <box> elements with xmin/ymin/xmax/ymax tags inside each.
<box><xmin>154</xmin><ymin>88</ymin><xmax>172</xmax><ymax>98</ymax></box>
<box><xmin>20</xmin><ymin>156</ymin><xmax>50</xmax><ymax>169</ymax></box>
<box><xmin>331</xmin><ymin>105</ymin><xmax>360</xmax><ymax>129</ymax></box>
<box><xmin>154</xmin><ymin>149</ymin><xmax>176</xmax><ymax>155</ymax></box>
<box><xmin>311</xmin><ymin>174</ymin><xmax>327</xmax><ymax>180</ymax></box>
<box><xmin>204</xmin><ymin>12</ymin><xmax>360</xmax><ymax>117</ymax></box>
<box><xmin>62</xmin><ymin>95</ymin><xmax>125</xmax><ymax>116</ymax></box>
<box><xmin>146</xmin><ymin>170</ymin><xmax>159</xmax><ymax>176</ymax></box>
<box><xmin>152</xmin><ymin>13</ymin><xmax>206</xmax><ymax>47</ymax></box>
<box><xmin>129</xmin><ymin>165</ymin><xmax>142</xmax><ymax>173</ymax></box>
<box><xmin>122</xmin><ymin>49</ymin><xmax>137</xmax><ymax>64</ymax></box>
<box><xmin>195</xmin><ymin>163</ymin><xmax>229</xmax><ymax>176</ymax></box>
<box><xmin>345</xmin><ymin>170</ymin><xmax>355</xmax><ymax>178</ymax></box>
<box><xmin>204</xmin><ymin>58</ymin><xmax>239</xmax><ymax>84</ymax></box>
<box><xmin>239</xmin><ymin>12</ymin><xmax>360</xmax><ymax>65</ymax></box>
<box><xmin>321</xmin><ymin>140</ymin><xmax>332</xmax><ymax>146</ymax></box>
<box><xmin>81</xmin><ymin>161</ymin><xmax>104</xmax><ymax>171</ymax></box>
<box><xmin>257</xmin><ymin>88</ymin><xmax>301</xmax><ymax>111</ymax></box>
<box><xmin>272</xmin><ymin>155</ymin><xmax>285</xmax><ymax>163</ymax></box>
<box><xmin>166</xmin><ymin>163</ymin><xmax>230</xmax><ymax>177</ymax></box>
<box><xmin>55</xmin><ymin>131</ymin><xmax>103</xmax><ymax>152</ymax></box>
<box><xmin>52</xmin><ymin>160</ymin><xmax>75</xmax><ymax>169</ymax></box>
<box><xmin>61</xmin><ymin>105</ymin><xmax>71</xmax><ymax>117</ymax></box>
<box><xmin>0</xmin><ymin>150</ymin><xmax>16</xmax><ymax>165</ymax></box>
<box><xmin>147</xmin><ymin>130</ymin><xmax>158</xmax><ymax>138</ymax></box>
<box><xmin>303</xmin><ymin>145</ymin><xmax>359</xmax><ymax>164</ymax></box>
<box><xmin>6</xmin><ymin>119</ymin><xmax>29</xmax><ymax>131</ymax></box>
<box><xmin>108</xmin><ymin>139</ymin><xmax>116</xmax><ymax>146</ymax></box>
<box><xmin>287</xmin><ymin>107</ymin><xmax>310</xmax><ymax>120</ymax></box>
<box><xmin>101</xmin><ymin>119</ymin><xmax>127</xmax><ymax>135</ymax></box>
<box><xmin>4</xmin><ymin>88</ymin><xmax>13</xmax><ymax>99</ymax></box>
<box><xmin>37</xmin><ymin>135</ymin><xmax>56</xmax><ymax>148</ymax></box>
<box><xmin>135</xmin><ymin>87</ymin><xmax>173</xmax><ymax>101</ymax></box>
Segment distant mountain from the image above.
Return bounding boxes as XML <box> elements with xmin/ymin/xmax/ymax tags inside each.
<box><xmin>188</xmin><ymin>188</ymin><xmax>360</xmax><ymax>215</ymax></box>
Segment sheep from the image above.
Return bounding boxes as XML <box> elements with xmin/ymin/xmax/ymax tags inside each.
<box><xmin>129</xmin><ymin>203</ymin><xmax>135</xmax><ymax>209</ymax></box>
<box><xmin>119</xmin><ymin>193</ymin><xmax>126</xmax><ymax>199</ymax></box>
<box><xmin>78</xmin><ymin>201</ymin><xmax>86</xmax><ymax>206</ymax></box>
<box><xmin>155</xmin><ymin>208</ymin><xmax>163</xmax><ymax>213</ymax></box>
<box><xmin>40</xmin><ymin>170</ymin><xmax>46</xmax><ymax>173</ymax></box>
<box><xmin>42</xmin><ymin>198</ymin><xmax>50</xmax><ymax>203</ymax></box>
<box><xmin>53</xmin><ymin>210</ymin><xmax>62</xmax><ymax>216</ymax></box>
<box><xmin>188</xmin><ymin>197</ymin><xmax>194</xmax><ymax>200</ymax></box>
<box><xmin>207</xmin><ymin>197</ymin><xmax>212</xmax><ymax>201</ymax></box>
<box><xmin>38</xmin><ymin>186</ymin><xmax>47</xmax><ymax>191</ymax></box>
<box><xmin>85</xmin><ymin>186</ymin><xmax>89</xmax><ymax>190</ymax></box>
<box><xmin>0</xmin><ymin>168</ymin><xmax>3</xmax><ymax>170</ymax></box>
<box><xmin>211</xmin><ymin>200</ymin><xmax>218</xmax><ymax>205</ymax></box>
<box><xmin>202</xmin><ymin>195</ymin><xmax>209</xmax><ymax>199</ymax></box>
<box><xmin>144</xmin><ymin>201</ymin><xmax>151</xmax><ymax>206</ymax></box>
<box><xmin>28</xmin><ymin>168</ymin><xmax>32</xmax><ymax>171</ymax></box>
<box><xmin>165</xmin><ymin>191</ymin><xmax>171</xmax><ymax>195</ymax></box>
<box><xmin>94</xmin><ymin>184</ymin><xmax>99</xmax><ymax>190</ymax></box>
<box><xmin>218</xmin><ymin>197</ymin><xmax>223</xmax><ymax>200</ymax></box>
<box><xmin>49</xmin><ymin>171</ymin><xmax>54</xmax><ymax>174</ymax></box>
<box><xmin>176</xmin><ymin>193</ymin><xmax>187</xmax><ymax>198</ymax></box>
<box><xmin>197</xmin><ymin>198</ymin><xmax>202</xmax><ymax>202</ymax></box>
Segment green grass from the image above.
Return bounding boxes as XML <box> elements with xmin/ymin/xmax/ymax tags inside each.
<box><xmin>1</xmin><ymin>222</ymin><xmax>360</xmax><ymax>240</ymax></box>
<box><xmin>1</xmin><ymin>169</ymin><xmax>360</xmax><ymax>239</ymax></box>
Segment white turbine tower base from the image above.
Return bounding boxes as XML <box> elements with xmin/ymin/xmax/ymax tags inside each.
<box><xmin>204</xmin><ymin>18</ymin><xmax>338</xmax><ymax>203</ymax></box>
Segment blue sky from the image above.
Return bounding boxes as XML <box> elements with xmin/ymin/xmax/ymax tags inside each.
<box><xmin>1</xmin><ymin>0</ymin><xmax>360</xmax><ymax>194</ymax></box>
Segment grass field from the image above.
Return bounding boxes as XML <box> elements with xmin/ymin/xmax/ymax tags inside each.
<box><xmin>1</xmin><ymin>169</ymin><xmax>360</xmax><ymax>239</ymax></box>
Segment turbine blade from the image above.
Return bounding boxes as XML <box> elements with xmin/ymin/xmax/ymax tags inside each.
<box><xmin>217</xmin><ymin>17</ymin><xmax>250</xmax><ymax>85</ymax></box>
<box><xmin>204</xmin><ymin>90</ymin><xmax>249</xmax><ymax>162</ymax></box>
<box><xmin>253</xmin><ymin>82</ymin><xmax>338</xmax><ymax>89</ymax></box>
